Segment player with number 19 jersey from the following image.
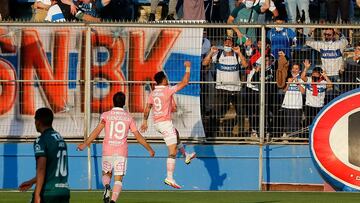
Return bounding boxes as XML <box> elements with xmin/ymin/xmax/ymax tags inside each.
<box><xmin>101</xmin><ymin>107</ymin><xmax>138</xmax><ymax>157</ymax></box>
<box><xmin>148</xmin><ymin>85</ymin><xmax>179</xmax><ymax>123</ymax></box>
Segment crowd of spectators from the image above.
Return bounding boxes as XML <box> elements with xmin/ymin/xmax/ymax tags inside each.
<box><xmin>2</xmin><ymin>0</ymin><xmax>360</xmax><ymax>139</ymax></box>
<box><xmin>200</xmin><ymin>0</ymin><xmax>360</xmax><ymax>138</ymax></box>
<box><xmin>1</xmin><ymin>1</ymin><xmax>360</xmax><ymax>23</ymax></box>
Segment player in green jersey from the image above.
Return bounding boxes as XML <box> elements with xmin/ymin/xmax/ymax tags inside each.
<box><xmin>19</xmin><ymin>107</ymin><xmax>70</xmax><ymax>203</ymax></box>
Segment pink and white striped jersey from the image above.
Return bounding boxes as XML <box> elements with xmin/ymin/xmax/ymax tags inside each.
<box><xmin>101</xmin><ymin>107</ymin><xmax>137</xmax><ymax>157</ymax></box>
<box><xmin>148</xmin><ymin>85</ymin><xmax>179</xmax><ymax>123</ymax></box>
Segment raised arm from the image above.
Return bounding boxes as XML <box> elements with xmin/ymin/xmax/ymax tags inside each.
<box><xmin>301</xmin><ymin>59</ymin><xmax>311</xmax><ymax>82</ymax></box>
<box><xmin>227</xmin><ymin>15</ymin><xmax>245</xmax><ymax>42</ymax></box>
<box><xmin>322</xmin><ymin>71</ymin><xmax>333</xmax><ymax>89</ymax></box>
<box><xmin>77</xmin><ymin>121</ymin><xmax>105</xmax><ymax>150</ymax></box>
<box><xmin>176</xmin><ymin>61</ymin><xmax>191</xmax><ymax>91</ymax></box>
<box><xmin>233</xmin><ymin>46</ymin><xmax>248</xmax><ymax>68</ymax></box>
<box><xmin>202</xmin><ymin>46</ymin><xmax>218</xmax><ymax>66</ymax></box>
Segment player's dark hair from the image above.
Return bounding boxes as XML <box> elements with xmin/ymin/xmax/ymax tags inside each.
<box><xmin>113</xmin><ymin>91</ymin><xmax>126</xmax><ymax>108</ymax></box>
<box><xmin>154</xmin><ymin>71</ymin><xmax>167</xmax><ymax>85</ymax></box>
<box><xmin>35</xmin><ymin>108</ymin><xmax>54</xmax><ymax>126</ymax></box>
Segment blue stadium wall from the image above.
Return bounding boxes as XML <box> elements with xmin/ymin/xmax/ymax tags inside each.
<box><xmin>0</xmin><ymin>143</ymin><xmax>323</xmax><ymax>190</ymax></box>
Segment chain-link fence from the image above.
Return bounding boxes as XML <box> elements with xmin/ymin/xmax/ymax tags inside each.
<box><xmin>0</xmin><ymin>23</ymin><xmax>359</xmax><ymax>144</ymax></box>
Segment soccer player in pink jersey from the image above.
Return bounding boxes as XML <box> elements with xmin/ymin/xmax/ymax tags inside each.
<box><xmin>77</xmin><ymin>92</ymin><xmax>155</xmax><ymax>203</ymax></box>
<box><xmin>140</xmin><ymin>61</ymin><xmax>196</xmax><ymax>189</ymax></box>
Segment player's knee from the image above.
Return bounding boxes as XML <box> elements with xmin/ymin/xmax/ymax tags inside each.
<box><xmin>114</xmin><ymin>175</ymin><xmax>123</xmax><ymax>182</ymax></box>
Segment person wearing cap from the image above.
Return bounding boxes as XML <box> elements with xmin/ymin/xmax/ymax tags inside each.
<box><xmin>202</xmin><ymin>36</ymin><xmax>248</xmax><ymax>136</ymax></box>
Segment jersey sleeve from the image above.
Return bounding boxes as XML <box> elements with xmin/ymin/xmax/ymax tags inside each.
<box><xmin>168</xmin><ymin>85</ymin><xmax>179</xmax><ymax>95</ymax></box>
<box><xmin>129</xmin><ymin>118</ymin><xmax>138</xmax><ymax>133</ymax></box>
<box><xmin>100</xmin><ymin>112</ymin><xmax>106</xmax><ymax>123</ymax></box>
<box><xmin>147</xmin><ymin>93</ymin><xmax>154</xmax><ymax>105</ymax></box>
<box><xmin>34</xmin><ymin>137</ymin><xmax>46</xmax><ymax>157</ymax></box>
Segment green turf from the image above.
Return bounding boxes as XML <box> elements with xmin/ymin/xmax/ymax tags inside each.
<box><xmin>1</xmin><ymin>191</ymin><xmax>360</xmax><ymax>203</ymax></box>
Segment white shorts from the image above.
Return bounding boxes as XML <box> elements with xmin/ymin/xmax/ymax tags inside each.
<box><xmin>102</xmin><ymin>155</ymin><xmax>127</xmax><ymax>176</ymax></box>
<box><xmin>154</xmin><ymin>120</ymin><xmax>178</xmax><ymax>146</ymax></box>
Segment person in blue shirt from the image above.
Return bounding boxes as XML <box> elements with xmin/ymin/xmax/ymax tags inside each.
<box><xmin>267</xmin><ymin>16</ymin><xmax>297</xmax><ymax>60</ymax></box>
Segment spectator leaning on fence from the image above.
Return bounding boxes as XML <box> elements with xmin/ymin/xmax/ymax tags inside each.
<box><xmin>31</xmin><ymin>0</ymin><xmax>51</xmax><ymax>22</ymax></box>
<box><xmin>301</xmin><ymin>59</ymin><xmax>332</xmax><ymax>128</ymax></box>
<box><xmin>280</xmin><ymin>51</ymin><xmax>305</xmax><ymax>137</ymax></box>
<box><xmin>202</xmin><ymin>36</ymin><xmax>248</xmax><ymax>136</ymax></box>
<box><xmin>227</xmin><ymin>0</ymin><xmax>274</xmax><ymax>46</ymax></box>
<box><xmin>45</xmin><ymin>0</ymin><xmax>66</xmax><ymax>22</ymax></box>
<box><xmin>305</xmin><ymin>28</ymin><xmax>348</xmax><ymax>92</ymax></box>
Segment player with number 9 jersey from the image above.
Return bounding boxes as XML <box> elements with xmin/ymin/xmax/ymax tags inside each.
<box><xmin>148</xmin><ymin>85</ymin><xmax>178</xmax><ymax>123</ymax></box>
<box><xmin>141</xmin><ymin>61</ymin><xmax>196</xmax><ymax>189</ymax></box>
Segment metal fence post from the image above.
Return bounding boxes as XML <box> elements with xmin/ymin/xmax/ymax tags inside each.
<box><xmin>84</xmin><ymin>26</ymin><xmax>92</xmax><ymax>190</ymax></box>
<box><xmin>258</xmin><ymin>24</ymin><xmax>266</xmax><ymax>191</ymax></box>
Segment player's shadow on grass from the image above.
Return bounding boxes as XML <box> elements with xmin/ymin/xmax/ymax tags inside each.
<box><xmin>192</xmin><ymin>121</ymin><xmax>227</xmax><ymax>190</ymax></box>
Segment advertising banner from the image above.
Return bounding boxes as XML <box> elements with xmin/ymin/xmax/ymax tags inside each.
<box><xmin>0</xmin><ymin>26</ymin><xmax>205</xmax><ymax>138</ymax></box>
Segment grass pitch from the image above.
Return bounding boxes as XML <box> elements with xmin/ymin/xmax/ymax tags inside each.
<box><xmin>1</xmin><ymin>190</ymin><xmax>360</xmax><ymax>203</ymax></box>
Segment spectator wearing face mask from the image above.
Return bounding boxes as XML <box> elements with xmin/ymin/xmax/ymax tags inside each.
<box><xmin>267</xmin><ymin>16</ymin><xmax>297</xmax><ymax>60</ymax></box>
<box><xmin>305</xmin><ymin>28</ymin><xmax>348</xmax><ymax>93</ymax></box>
<box><xmin>301</xmin><ymin>60</ymin><xmax>332</xmax><ymax>128</ymax></box>
<box><xmin>202</xmin><ymin>36</ymin><xmax>248</xmax><ymax>136</ymax></box>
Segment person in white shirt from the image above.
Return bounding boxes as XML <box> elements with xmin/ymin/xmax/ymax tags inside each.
<box><xmin>202</xmin><ymin>36</ymin><xmax>248</xmax><ymax>136</ymax></box>
<box><xmin>306</xmin><ymin>28</ymin><xmax>348</xmax><ymax>93</ymax></box>
<box><xmin>301</xmin><ymin>59</ymin><xmax>332</xmax><ymax>128</ymax></box>
<box><xmin>281</xmin><ymin>54</ymin><xmax>305</xmax><ymax>137</ymax></box>
<box><xmin>45</xmin><ymin>0</ymin><xmax>66</xmax><ymax>22</ymax></box>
